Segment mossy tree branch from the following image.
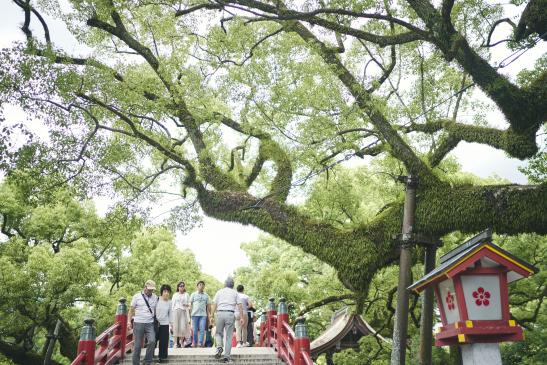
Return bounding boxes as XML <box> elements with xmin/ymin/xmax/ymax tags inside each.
<box><xmin>405</xmin><ymin>0</ymin><xmax>546</xmax><ymax>140</ymax></box>
<box><xmin>222</xmin><ymin>0</ymin><xmax>430</xmax><ymax>46</ymax></box>
<box><xmin>217</xmin><ymin>114</ymin><xmax>293</xmax><ymax>201</ymax></box>
<box><xmin>405</xmin><ymin>120</ymin><xmax>539</xmax><ymax>166</ymax></box>
<box><xmin>220</xmin><ymin>0</ymin><xmax>545</xmax><ymax>155</ymax></box>
<box><xmin>86</xmin><ymin>8</ymin><xmax>247</xmax><ymax>192</ymax></box>
<box><xmin>196</xmin><ymin>182</ymin><xmax>547</xmax><ymax>293</ymax></box>
<box><xmin>279</xmin><ymin>16</ymin><xmax>437</xmax><ymax>184</ymax></box>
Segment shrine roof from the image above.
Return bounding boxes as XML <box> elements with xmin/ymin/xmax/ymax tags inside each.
<box><xmin>310</xmin><ymin>308</ymin><xmax>388</xmax><ymax>356</ymax></box>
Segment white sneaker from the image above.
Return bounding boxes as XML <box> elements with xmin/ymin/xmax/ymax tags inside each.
<box><xmin>236</xmin><ymin>343</ymin><xmax>243</xmax><ymax>348</ymax></box>
<box><xmin>244</xmin><ymin>342</ymin><xmax>250</xmax><ymax>347</ymax></box>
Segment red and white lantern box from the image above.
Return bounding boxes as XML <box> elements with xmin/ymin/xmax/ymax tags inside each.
<box><xmin>409</xmin><ymin>229</ymin><xmax>538</xmax><ymax>346</ymax></box>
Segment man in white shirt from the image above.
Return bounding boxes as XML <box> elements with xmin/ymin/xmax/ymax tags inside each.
<box><xmin>128</xmin><ymin>280</ymin><xmax>158</xmax><ymax>365</ymax></box>
<box><xmin>211</xmin><ymin>277</ymin><xmax>244</xmax><ymax>363</ymax></box>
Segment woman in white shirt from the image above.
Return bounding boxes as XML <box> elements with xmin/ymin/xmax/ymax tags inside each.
<box><xmin>156</xmin><ymin>284</ymin><xmax>173</xmax><ymax>363</ymax></box>
<box><xmin>171</xmin><ymin>281</ymin><xmax>190</xmax><ymax>347</ymax></box>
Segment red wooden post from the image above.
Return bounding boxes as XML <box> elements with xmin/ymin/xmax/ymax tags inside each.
<box><xmin>76</xmin><ymin>319</ymin><xmax>96</xmax><ymax>365</ymax></box>
<box><xmin>266</xmin><ymin>298</ymin><xmax>277</xmax><ymax>347</ymax></box>
<box><xmin>115</xmin><ymin>298</ymin><xmax>128</xmax><ymax>359</ymax></box>
<box><xmin>293</xmin><ymin>317</ymin><xmax>310</xmax><ymax>365</ymax></box>
<box><xmin>260</xmin><ymin>313</ymin><xmax>267</xmax><ymax>347</ymax></box>
<box><xmin>277</xmin><ymin>298</ymin><xmax>289</xmax><ymax>360</ymax></box>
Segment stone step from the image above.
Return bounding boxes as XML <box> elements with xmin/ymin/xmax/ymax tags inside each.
<box><xmin>120</xmin><ymin>347</ymin><xmax>285</xmax><ymax>365</ymax></box>
<box><xmin>121</xmin><ymin>358</ymin><xmax>285</xmax><ymax>365</ymax></box>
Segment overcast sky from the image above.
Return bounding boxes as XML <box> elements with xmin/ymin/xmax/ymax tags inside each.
<box><xmin>1</xmin><ymin>1</ymin><xmax>545</xmax><ymax>280</ymax></box>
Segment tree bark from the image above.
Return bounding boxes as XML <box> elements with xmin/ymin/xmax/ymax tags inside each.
<box><xmin>0</xmin><ymin>341</ymin><xmax>64</xmax><ymax>365</ymax></box>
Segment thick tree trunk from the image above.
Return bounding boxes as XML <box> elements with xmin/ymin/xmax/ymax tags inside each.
<box><xmin>0</xmin><ymin>341</ymin><xmax>64</xmax><ymax>365</ymax></box>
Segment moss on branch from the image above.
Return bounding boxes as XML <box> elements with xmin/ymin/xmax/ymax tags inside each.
<box><xmin>196</xmin><ymin>180</ymin><xmax>547</xmax><ymax>294</ymax></box>
<box><xmin>408</xmin><ymin>120</ymin><xmax>539</xmax><ymax>162</ymax></box>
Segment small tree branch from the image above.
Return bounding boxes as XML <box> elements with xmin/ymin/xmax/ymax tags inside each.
<box><xmin>298</xmin><ymin>294</ymin><xmax>356</xmax><ymax>316</ymax></box>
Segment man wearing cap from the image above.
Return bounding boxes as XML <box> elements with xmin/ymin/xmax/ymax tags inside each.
<box><xmin>211</xmin><ymin>277</ymin><xmax>244</xmax><ymax>363</ymax></box>
<box><xmin>128</xmin><ymin>280</ymin><xmax>159</xmax><ymax>365</ymax></box>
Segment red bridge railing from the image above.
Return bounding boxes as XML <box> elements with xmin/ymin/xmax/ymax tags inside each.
<box><xmin>71</xmin><ymin>298</ymin><xmax>134</xmax><ymax>365</ymax></box>
<box><xmin>260</xmin><ymin>298</ymin><xmax>314</xmax><ymax>365</ymax></box>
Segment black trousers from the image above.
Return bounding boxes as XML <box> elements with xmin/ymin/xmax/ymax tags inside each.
<box><xmin>247</xmin><ymin>313</ymin><xmax>254</xmax><ymax>346</ymax></box>
<box><xmin>157</xmin><ymin>325</ymin><xmax>170</xmax><ymax>360</ymax></box>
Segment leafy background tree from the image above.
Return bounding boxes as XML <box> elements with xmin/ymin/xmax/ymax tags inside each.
<box><xmin>0</xmin><ymin>166</ymin><xmax>220</xmax><ymax>364</ymax></box>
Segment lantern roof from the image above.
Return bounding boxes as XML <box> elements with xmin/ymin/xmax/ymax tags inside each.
<box><xmin>409</xmin><ymin>229</ymin><xmax>538</xmax><ymax>293</ymax></box>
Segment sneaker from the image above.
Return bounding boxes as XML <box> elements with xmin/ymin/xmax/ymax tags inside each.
<box><xmin>244</xmin><ymin>342</ymin><xmax>250</xmax><ymax>347</ymax></box>
<box><xmin>236</xmin><ymin>343</ymin><xmax>243</xmax><ymax>348</ymax></box>
<box><xmin>221</xmin><ymin>357</ymin><xmax>233</xmax><ymax>363</ymax></box>
<box><xmin>214</xmin><ymin>347</ymin><xmax>223</xmax><ymax>359</ymax></box>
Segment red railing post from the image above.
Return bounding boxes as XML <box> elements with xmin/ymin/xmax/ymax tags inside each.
<box><xmin>115</xmin><ymin>298</ymin><xmax>128</xmax><ymax>359</ymax></box>
<box><xmin>76</xmin><ymin>319</ymin><xmax>96</xmax><ymax>365</ymax></box>
<box><xmin>277</xmin><ymin>298</ymin><xmax>289</xmax><ymax>360</ymax></box>
<box><xmin>260</xmin><ymin>313</ymin><xmax>267</xmax><ymax>347</ymax></box>
<box><xmin>267</xmin><ymin>298</ymin><xmax>277</xmax><ymax>347</ymax></box>
<box><xmin>293</xmin><ymin>317</ymin><xmax>310</xmax><ymax>365</ymax></box>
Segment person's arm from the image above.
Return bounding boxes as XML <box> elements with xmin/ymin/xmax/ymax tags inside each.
<box><xmin>127</xmin><ymin>306</ymin><xmax>135</xmax><ymax>329</ymax></box>
<box><xmin>128</xmin><ymin>295</ymin><xmax>137</xmax><ymax>329</ymax></box>
<box><xmin>171</xmin><ymin>293</ymin><xmax>177</xmax><ymax>311</ymax></box>
<box><xmin>238</xmin><ymin>303</ymin><xmax>244</xmax><ymax>324</ymax></box>
<box><xmin>168</xmin><ymin>301</ymin><xmax>174</xmax><ymax>331</ymax></box>
<box><xmin>210</xmin><ymin>293</ymin><xmax>217</xmax><ymax>322</ymax></box>
<box><xmin>188</xmin><ymin>293</ymin><xmax>193</xmax><ymax>316</ymax></box>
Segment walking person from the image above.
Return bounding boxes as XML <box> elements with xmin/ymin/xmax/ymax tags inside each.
<box><xmin>211</xmin><ymin>277</ymin><xmax>244</xmax><ymax>363</ymax></box>
<box><xmin>128</xmin><ymin>280</ymin><xmax>158</xmax><ymax>365</ymax></box>
<box><xmin>156</xmin><ymin>284</ymin><xmax>173</xmax><ymax>363</ymax></box>
<box><xmin>235</xmin><ymin>285</ymin><xmax>252</xmax><ymax>347</ymax></box>
<box><xmin>247</xmin><ymin>306</ymin><xmax>256</xmax><ymax>346</ymax></box>
<box><xmin>189</xmin><ymin>280</ymin><xmax>211</xmax><ymax>347</ymax></box>
<box><xmin>171</xmin><ymin>281</ymin><xmax>190</xmax><ymax>348</ymax></box>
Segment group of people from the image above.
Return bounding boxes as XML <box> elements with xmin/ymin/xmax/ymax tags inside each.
<box><xmin>129</xmin><ymin>277</ymin><xmax>256</xmax><ymax>364</ymax></box>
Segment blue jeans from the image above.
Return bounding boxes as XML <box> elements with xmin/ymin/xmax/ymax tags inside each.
<box><xmin>192</xmin><ymin>316</ymin><xmax>207</xmax><ymax>345</ymax></box>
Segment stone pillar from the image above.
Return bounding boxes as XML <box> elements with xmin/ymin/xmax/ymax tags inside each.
<box><xmin>461</xmin><ymin>343</ymin><xmax>502</xmax><ymax>365</ymax></box>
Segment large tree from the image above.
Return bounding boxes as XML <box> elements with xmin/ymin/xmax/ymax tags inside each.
<box><xmin>1</xmin><ymin>0</ymin><xmax>546</xmax><ymax>295</ymax></box>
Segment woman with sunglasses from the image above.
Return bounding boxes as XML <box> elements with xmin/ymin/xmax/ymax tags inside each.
<box><xmin>171</xmin><ymin>281</ymin><xmax>190</xmax><ymax>348</ymax></box>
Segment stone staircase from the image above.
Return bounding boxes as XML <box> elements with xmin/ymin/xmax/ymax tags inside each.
<box><xmin>121</xmin><ymin>347</ymin><xmax>285</xmax><ymax>365</ymax></box>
